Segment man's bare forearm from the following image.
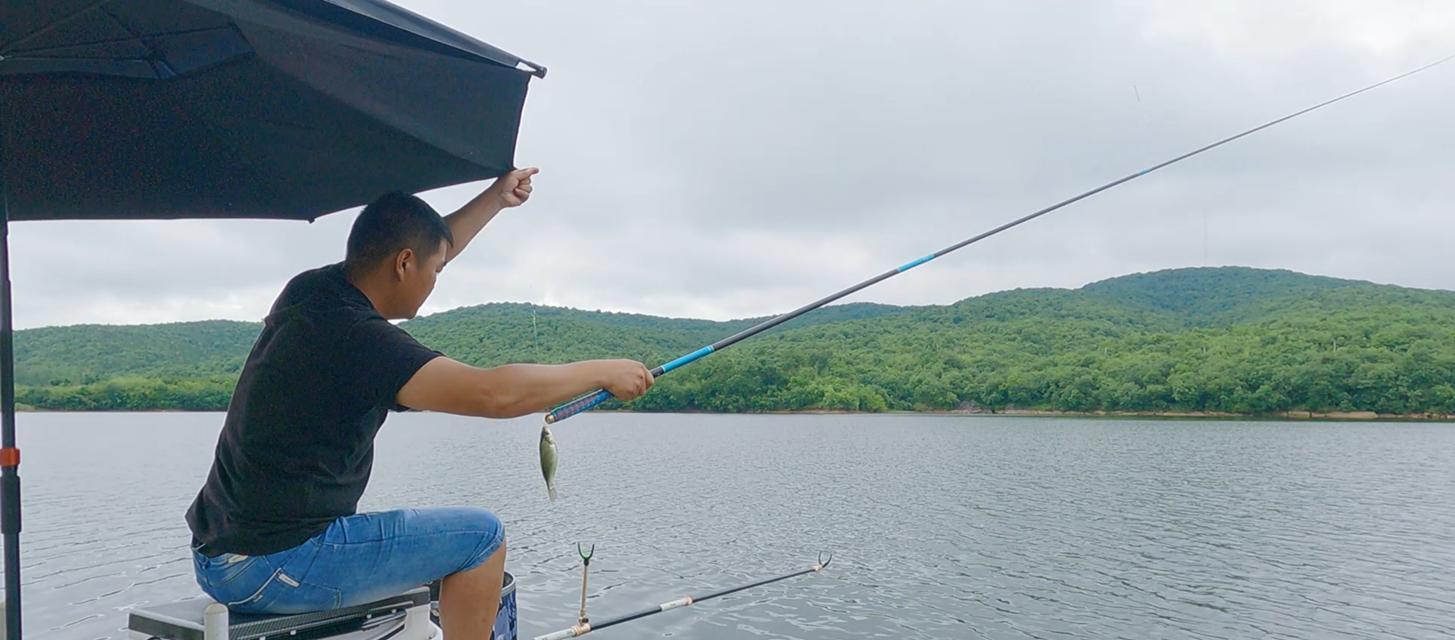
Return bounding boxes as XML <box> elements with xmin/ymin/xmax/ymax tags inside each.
<box><xmin>396</xmin><ymin>356</ymin><xmax>652</xmax><ymax>419</ymax></box>
<box><xmin>477</xmin><ymin>361</ymin><xmax>613</xmax><ymax>418</ymax></box>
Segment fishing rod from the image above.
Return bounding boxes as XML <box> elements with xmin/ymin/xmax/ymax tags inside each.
<box><xmin>544</xmin><ymin>53</ymin><xmax>1454</xmax><ymax>425</ymax></box>
<box><xmin>534</xmin><ymin>552</ymin><xmax>833</xmax><ymax>640</ymax></box>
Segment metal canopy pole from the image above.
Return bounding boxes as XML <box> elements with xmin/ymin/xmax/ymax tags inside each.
<box><xmin>0</xmin><ymin>121</ymin><xmax>22</xmax><ymax>640</ymax></box>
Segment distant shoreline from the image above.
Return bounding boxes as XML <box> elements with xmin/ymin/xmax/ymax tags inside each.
<box><xmin>16</xmin><ymin>406</ymin><xmax>1455</xmax><ymax>422</ymax></box>
<box><xmin>862</xmin><ymin>408</ymin><xmax>1454</xmax><ymax>422</ymax></box>
<box><xmin>737</xmin><ymin>408</ymin><xmax>1455</xmax><ymax>422</ymax></box>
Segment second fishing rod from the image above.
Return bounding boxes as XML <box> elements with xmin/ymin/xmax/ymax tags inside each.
<box><xmin>543</xmin><ymin>53</ymin><xmax>1452</xmax><ymax>425</ymax></box>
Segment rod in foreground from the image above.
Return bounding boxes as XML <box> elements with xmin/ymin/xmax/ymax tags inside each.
<box><xmin>534</xmin><ymin>553</ymin><xmax>833</xmax><ymax>640</ymax></box>
<box><xmin>543</xmin><ymin>53</ymin><xmax>1453</xmax><ymax>425</ymax></box>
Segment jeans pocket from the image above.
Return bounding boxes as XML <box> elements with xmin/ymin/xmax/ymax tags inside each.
<box><xmin>231</xmin><ymin>570</ymin><xmax>342</xmax><ymax>615</ymax></box>
<box><xmin>224</xmin><ymin>567</ymin><xmax>281</xmax><ymax>609</ymax></box>
<box><xmin>209</xmin><ymin>554</ymin><xmax>259</xmax><ymax>587</ymax></box>
<box><xmin>195</xmin><ymin>551</ymin><xmax>270</xmax><ymax>604</ymax></box>
<box><xmin>232</xmin><ymin>536</ymin><xmax>340</xmax><ymax>615</ymax></box>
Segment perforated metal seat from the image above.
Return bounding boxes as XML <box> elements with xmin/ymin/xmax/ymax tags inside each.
<box><xmin>127</xmin><ymin>587</ymin><xmax>434</xmax><ymax>640</ymax></box>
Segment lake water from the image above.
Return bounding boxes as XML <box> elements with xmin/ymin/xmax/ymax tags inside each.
<box><xmin>5</xmin><ymin>412</ymin><xmax>1453</xmax><ymax>639</ymax></box>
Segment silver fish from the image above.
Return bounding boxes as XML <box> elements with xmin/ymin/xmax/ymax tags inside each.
<box><xmin>539</xmin><ymin>425</ymin><xmax>558</xmax><ymax>502</ymax></box>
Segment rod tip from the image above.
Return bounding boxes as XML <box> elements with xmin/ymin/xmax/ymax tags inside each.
<box><xmin>544</xmin><ymin>413</ymin><xmax>557</xmax><ymax>425</ymax></box>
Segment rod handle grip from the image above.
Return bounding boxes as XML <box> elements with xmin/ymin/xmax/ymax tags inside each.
<box><xmin>545</xmin><ymin>389</ymin><xmax>613</xmax><ymax>424</ymax></box>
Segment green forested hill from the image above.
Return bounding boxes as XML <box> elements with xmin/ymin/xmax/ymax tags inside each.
<box><xmin>402</xmin><ymin>301</ymin><xmax>910</xmax><ymax>367</ymax></box>
<box><xmin>13</xmin><ymin>321</ymin><xmax>261</xmax><ymax>386</ymax></box>
<box><xmin>1080</xmin><ymin>266</ymin><xmax>1358</xmax><ymax>324</ymax></box>
<box><xmin>14</xmin><ymin>267</ymin><xmax>1455</xmax><ymax>416</ymax></box>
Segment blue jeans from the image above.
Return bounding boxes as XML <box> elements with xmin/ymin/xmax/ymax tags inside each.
<box><xmin>192</xmin><ymin>507</ymin><xmax>504</xmax><ymax>614</ymax></box>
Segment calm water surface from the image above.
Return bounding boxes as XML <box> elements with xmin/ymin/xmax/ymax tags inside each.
<box><xmin>6</xmin><ymin>412</ymin><xmax>1454</xmax><ymax>639</ymax></box>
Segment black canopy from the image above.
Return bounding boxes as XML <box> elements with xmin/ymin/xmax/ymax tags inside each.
<box><xmin>0</xmin><ymin>2</ymin><xmax>544</xmax><ymax>636</ymax></box>
<box><xmin>0</xmin><ymin>0</ymin><xmax>545</xmax><ymax>220</ymax></box>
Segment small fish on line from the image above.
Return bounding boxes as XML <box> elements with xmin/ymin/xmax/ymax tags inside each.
<box><xmin>540</xmin><ymin>425</ymin><xmax>559</xmax><ymax>501</ymax></box>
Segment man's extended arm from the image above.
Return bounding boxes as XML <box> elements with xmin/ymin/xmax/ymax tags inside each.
<box><xmin>397</xmin><ymin>356</ymin><xmax>653</xmax><ymax>419</ymax></box>
<box><xmin>443</xmin><ymin>167</ymin><xmax>539</xmax><ymax>262</ymax></box>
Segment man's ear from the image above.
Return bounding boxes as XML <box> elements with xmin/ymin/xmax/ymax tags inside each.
<box><xmin>394</xmin><ymin>248</ymin><xmax>416</xmax><ymax>280</ymax></box>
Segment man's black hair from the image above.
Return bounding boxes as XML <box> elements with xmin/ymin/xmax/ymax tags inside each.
<box><xmin>345</xmin><ymin>192</ymin><xmax>453</xmax><ymax>276</ymax></box>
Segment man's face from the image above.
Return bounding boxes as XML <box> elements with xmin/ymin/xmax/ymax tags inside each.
<box><xmin>399</xmin><ymin>239</ymin><xmax>448</xmax><ymax>319</ymax></box>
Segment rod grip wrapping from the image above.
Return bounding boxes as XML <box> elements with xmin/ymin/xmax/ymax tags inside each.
<box><xmin>546</xmin><ymin>389</ymin><xmax>613</xmax><ymax>424</ymax></box>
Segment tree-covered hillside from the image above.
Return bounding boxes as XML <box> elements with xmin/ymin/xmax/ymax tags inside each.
<box><xmin>14</xmin><ymin>267</ymin><xmax>1455</xmax><ymax>416</ymax></box>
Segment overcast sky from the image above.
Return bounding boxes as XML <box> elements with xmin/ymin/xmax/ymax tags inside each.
<box><xmin>9</xmin><ymin>0</ymin><xmax>1454</xmax><ymax>329</ymax></box>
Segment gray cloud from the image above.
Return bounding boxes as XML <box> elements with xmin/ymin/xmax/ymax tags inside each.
<box><xmin>9</xmin><ymin>0</ymin><xmax>1453</xmax><ymax>329</ymax></box>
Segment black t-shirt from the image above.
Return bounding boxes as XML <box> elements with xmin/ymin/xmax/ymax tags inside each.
<box><xmin>186</xmin><ymin>263</ymin><xmax>440</xmax><ymax>556</ymax></box>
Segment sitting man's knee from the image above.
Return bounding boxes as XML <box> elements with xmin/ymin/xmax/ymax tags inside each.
<box><xmin>459</xmin><ymin>508</ymin><xmax>504</xmax><ymax>570</ymax></box>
